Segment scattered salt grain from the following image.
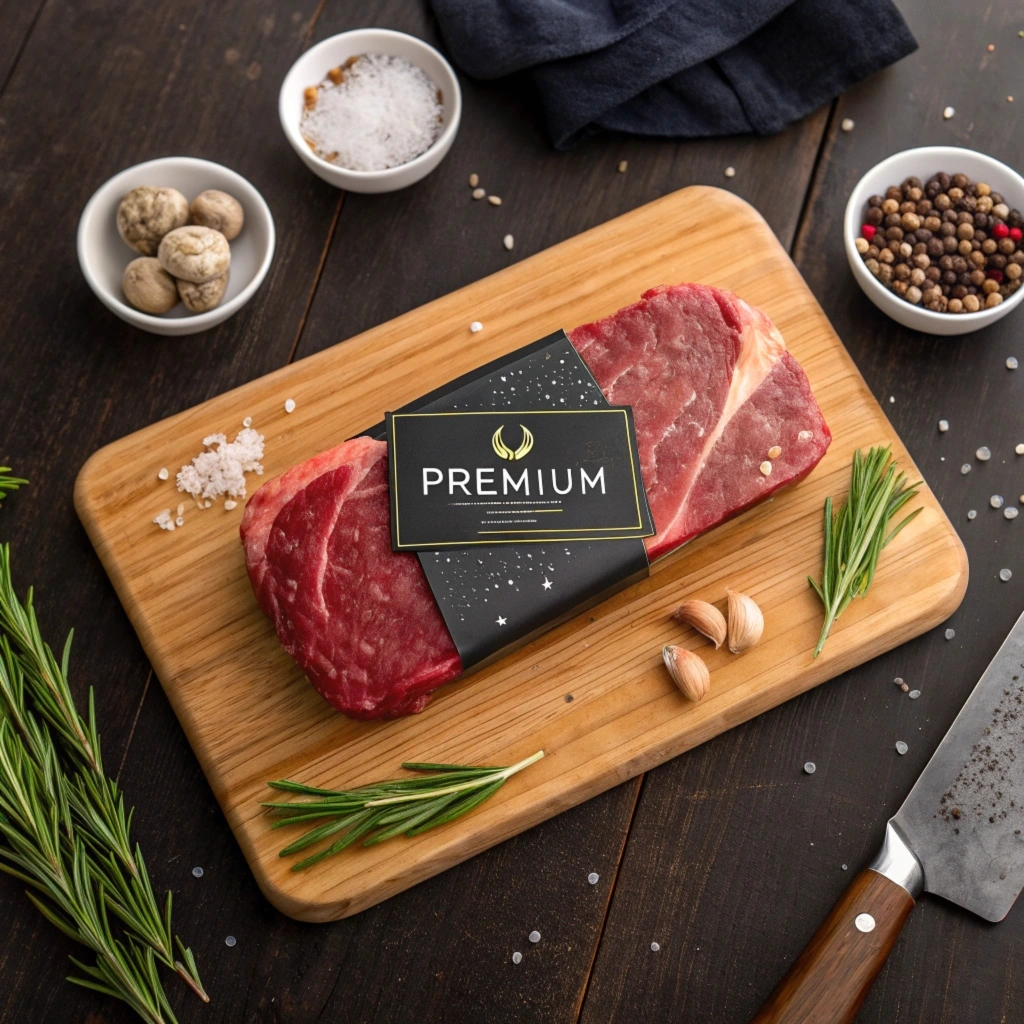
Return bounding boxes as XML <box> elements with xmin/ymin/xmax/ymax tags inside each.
<box><xmin>153</xmin><ymin>509</ymin><xmax>175</xmax><ymax>532</ymax></box>
<box><xmin>157</xmin><ymin>467</ymin><xmax>169</xmax><ymax>480</ymax></box>
<box><xmin>1008</xmin><ymin>357</ymin><xmax>1019</xmax><ymax>370</ymax></box>
<box><xmin>470</xmin><ymin>321</ymin><xmax>483</xmax><ymax>333</ymax></box>
<box><xmin>901</xmin><ymin>683</ymin><xmax>910</xmax><ymax>692</ymax></box>
<box><xmin>618</xmin><ymin>160</ymin><xmax>628</xmax><ymax>173</ymax></box>
<box><xmin>759</xmin><ymin>460</ymin><xmax>773</xmax><ymax>476</ymax></box>
<box><xmin>503</xmin><ymin>234</ymin><xmax>514</xmax><ymax>250</ymax></box>
<box><xmin>224</xmin><ymin>935</ymin><xmax>236</xmax><ymax>948</ymax></box>
<box><xmin>284</xmin><ymin>398</ymin><xmax>296</xmax><ymax>414</ymax></box>
<box><xmin>488</xmin><ymin>195</ymin><xmax>503</xmax><ymax>206</ymax></box>
<box><xmin>977</xmin><ymin>446</ymin><xmax>992</xmax><ymax>461</ymax></box>
<box><xmin>243</xmin><ymin>416</ymin><xmax>252</xmax><ymax>428</ymax></box>
<box><xmin>804</xmin><ymin>762</ymin><xmax>816</xmax><ymax>774</ymax></box>
<box><xmin>842</xmin><ymin>864</ymin><xmax>848</xmax><ymax>871</ymax></box>
<box><xmin>945</xmin><ymin>628</ymin><xmax>956</xmax><ymax>640</ymax></box>
<box><xmin>889</xmin><ymin>396</ymin><xmax>895</xmax><ymax>403</ymax></box>
<box><xmin>472</xmin><ymin>187</ymin><xmax>485</xmax><ymax>200</ymax></box>
<box><xmin>1006</xmin><ymin>507</ymin><xmax>1019</xmax><ymax>520</ymax></box>
<box><xmin>968</xmin><ymin>510</ymin><xmax>977</xmax><ymax>520</ymax></box>
<box><xmin>991</xmin><ymin>494</ymin><xmax>1004</xmax><ymax>508</ymax></box>
<box><xmin>938</xmin><ymin>419</ymin><xmax>949</xmax><ymax>432</ymax></box>
<box><xmin>768</xmin><ymin>445</ymin><xmax>782</xmax><ymax>459</ymax></box>
<box><xmin>724</xmin><ymin>166</ymin><xmax>736</xmax><ymax>178</ymax></box>
<box><xmin>588</xmin><ymin>872</ymin><xmax>600</xmax><ymax>885</ymax></box>
<box><xmin>203</xmin><ymin>500</ymin><xmax>212</xmax><ymax>509</ymax></box>
<box><xmin>175</xmin><ymin>516</ymin><xmax>184</xmax><ymax>527</ymax></box>
<box><xmin>176</xmin><ymin>426</ymin><xmax>264</xmax><ymax>503</ymax></box>
<box><xmin>1017</xmin><ymin>443</ymin><xmax>1024</xmax><ymax>456</ymax></box>
<box><xmin>943</xmin><ymin>106</ymin><xmax>955</xmax><ymax>119</ymax></box>
<box><xmin>468</xmin><ymin>173</ymin><xmax>479</xmax><ymax>187</ymax></box>
<box><xmin>894</xmin><ymin>677</ymin><xmax>903</xmax><ymax>686</ymax></box>
<box><xmin>1000</xmin><ymin>568</ymin><xmax>1013</xmax><ymax>582</ymax></box>
<box><xmin>650</xmin><ymin>942</ymin><xmax>661</xmax><ymax>952</ymax></box>
<box><xmin>299</xmin><ymin>54</ymin><xmax>443</xmax><ymax>171</ymax></box>
<box><xmin>224</xmin><ymin>500</ymin><xmax>238</xmax><ymax>511</ymax></box>
<box><xmin>529</xmin><ymin>930</ymin><xmax>541</xmax><ymax>944</ymax></box>
<box><xmin>909</xmin><ymin>689</ymin><xmax>921</xmax><ymax>700</ymax></box>
<box><xmin>961</xmin><ymin>464</ymin><xmax>972</xmax><ymax>475</ymax></box>
<box><xmin>192</xmin><ymin>866</ymin><xmax>204</xmax><ymax>878</ymax></box>
<box><xmin>896</xmin><ymin>741</ymin><xmax>908</xmax><ymax>755</ymax></box>
<box><xmin>512</xmin><ymin>951</ymin><xmax>523</xmax><ymax>964</ymax></box>
<box><xmin>841</xmin><ymin>118</ymin><xmax>854</xmax><ymax>132</ymax></box>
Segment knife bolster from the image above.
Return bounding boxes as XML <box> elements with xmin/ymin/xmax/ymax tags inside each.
<box><xmin>868</xmin><ymin>821</ymin><xmax>924</xmax><ymax>898</ymax></box>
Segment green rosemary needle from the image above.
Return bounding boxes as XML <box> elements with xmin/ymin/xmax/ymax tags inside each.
<box><xmin>808</xmin><ymin>446</ymin><xmax>921</xmax><ymax>659</ymax></box>
<box><xmin>0</xmin><ymin>543</ymin><xmax>207</xmax><ymax>1020</ymax></box>
<box><xmin>0</xmin><ymin>467</ymin><xmax>27</xmax><ymax>504</ymax></box>
<box><xmin>265</xmin><ymin>750</ymin><xmax>545</xmax><ymax>870</ymax></box>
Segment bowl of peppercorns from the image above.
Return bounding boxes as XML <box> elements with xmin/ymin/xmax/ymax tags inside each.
<box><xmin>844</xmin><ymin>146</ymin><xmax>1024</xmax><ymax>334</ymax></box>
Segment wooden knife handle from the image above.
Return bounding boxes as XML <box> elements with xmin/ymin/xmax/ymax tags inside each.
<box><xmin>750</xmin><ymin>868</ymin><xmax>915</xmax><ymax>1024</ymax></box>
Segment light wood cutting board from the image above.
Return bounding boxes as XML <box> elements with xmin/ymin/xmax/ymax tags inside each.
<box><xmin>75</xmin><ymin>187</ymin><xmax>967</xmax><ymax>922</ymax></box>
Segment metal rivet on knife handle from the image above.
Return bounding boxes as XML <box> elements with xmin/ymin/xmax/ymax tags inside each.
<box><xmin>854</xmin><ymin>913</ymin><xmax>876</xmax><ymax>933</ymax></box>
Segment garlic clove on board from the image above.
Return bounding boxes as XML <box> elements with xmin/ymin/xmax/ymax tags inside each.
<box><xmin>672</xmin><ymin>599</ymin><xmax>727</xmax><ymax>649</ymax></box>
<box><xmin>726</xmin><ymin>590</ymin><xmax>764</xmax><ymax>653</ymax></box>
<box><xmin>662</xmin><ymin>645</ymin><xmax>711</xmax><ymax>702</ymax></box>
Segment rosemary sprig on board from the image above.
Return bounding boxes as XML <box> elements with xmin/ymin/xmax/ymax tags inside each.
<box><xmin>0</xmin><ymin>544</ymin><xmax>207</xmax><ymax>1021</ymax></box>
<box><xmin>0</xmin><ymin>467</ymin><xmax>27</xmax><ymax>504</ymax></box>
<box><xmin>808</xmin><ymin>446</ymin><xmax>922</xmax><ymax>659</ymax></box>
<box><xmin>264</xmin><ymin>750</ymin><xmax>545</xmax><ymax>871</ymax></box>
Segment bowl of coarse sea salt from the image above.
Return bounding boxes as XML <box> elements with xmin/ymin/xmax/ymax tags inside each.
<box><xmin>279</xmin><ymin>29</ymin><xmax>461</xmax><ymax>193</ymax></box>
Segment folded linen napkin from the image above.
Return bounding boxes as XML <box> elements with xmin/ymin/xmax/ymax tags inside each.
<box><xmin>430</xmin><ymin>0</ymin><xmax>917</xmax><ymax>148</ymax></box>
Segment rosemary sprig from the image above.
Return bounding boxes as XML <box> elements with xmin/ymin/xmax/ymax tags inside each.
<box><xmin>264</xmin><ymin>750</ymin><xmax>544</xmax><ymax>870</ymax></box>
<box><xmin>808</xmin><ymin>446</ymin><xmax>922</xmax><ymax>658</ymax></box>
<box><xmin>0</xmin><ymin>467</ymin><xmax>27</xmax><ymax>504</ymax></box>
<box><xmin>0</xmin><ymin>544</ymin><xmax>207</xmax><ymax>1020</ymax></box>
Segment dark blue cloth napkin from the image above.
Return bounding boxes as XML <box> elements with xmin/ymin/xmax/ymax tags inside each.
<box><xmin>430</xmin><ymin>0</ymin><xmax>917</xmax><ymax>149</ymax></box>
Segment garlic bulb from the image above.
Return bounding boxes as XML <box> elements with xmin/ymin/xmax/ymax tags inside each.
<box><xmin>673</xmin><ymin>599</ymin><xmax>727</xmax><ymax>649</ymax></box>
<box><xmin>662</xmin><ymin>645</ymin><xmax>711</xmax><ymax>702</ymax></box>
<box><xmin>726</xmin><ymin>590</ymin><xmax>764</xmax><ymax>653</ymax></box>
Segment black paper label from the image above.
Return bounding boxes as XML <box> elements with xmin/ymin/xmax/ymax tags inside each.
<box><xmin>365</xmin><ymin>331</ymin><xmax>654</xmax><ymax>669</ymax></box>
<box><xmin>387</xmin><ymin>408</ymin><xmax>653</xmax><ymax>549</ymax></box>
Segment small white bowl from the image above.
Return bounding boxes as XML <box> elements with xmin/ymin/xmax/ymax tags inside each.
<box><xmin>279</xmin><ymin>29</ymin><xmax>461</xmax><ymax>193</ymax></box>
<box><xmin>844</xmin><ymin>146</ymin><xmax>1024</xmax><ymax>336</ymax></box>
<box><xmin>78</xmin><ymin>157</ymin><xmax>275</xmax><ymax>337</ymax></box>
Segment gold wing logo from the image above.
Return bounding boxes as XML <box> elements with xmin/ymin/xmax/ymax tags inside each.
<box><xmin>491</xmin><ymin>424</ymin><xmax>534</xmax><ymax>461</ymax></box>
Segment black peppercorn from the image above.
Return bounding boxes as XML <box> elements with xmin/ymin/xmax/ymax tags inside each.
<box><xmin>936</xmin><ymin>172</ymin><xmax>951</xmax><ymax>189</ymax></box>
<box><xmin>951</xmin><ymin>173</ymin><xmax>968</xmax><ymax>189</ymax></box>
<box><xmin>925</xmin><ymin>266</ymin><xmax>941</xmax><ymax>282</ymax></box>
<box><xmin>952</xmin><ymin>284</ymin><xmax>968</xmax><ymax>299</ymax></box>
<box><xmin>942</xmin><ymin>270</ymin><xmax>957</xmax><ymax>284</ymax></box>
<box><xmin>866</xmin><ymin>206</ymin><xmax>884</xmax><ymax>225</ymax></box>
<box><xmin>886</xmin><ymin>226</ymin><xmax>904</xmax><ymax>240</ymax></box>
<box><xmin>943</xmin><ymin>234</ymin><xmax>958</xmax><ymax>253</ymax></box>
<box><xmin>958</xmin><ymin>272</ymin><xmax>973</xmax><ymax>287</ymax></box>
<box><xmin>991</xmin><ymin>191</ymin><xmax>1004</xmax><ymax>204</ymax></box>
<box><xmin>974</xmin><ymin>213</ymin><xmax>988</xmax><ymax>229</ymax></box>
<box><xmin>991</xmin><ymin>254</ymin><xmax>1008</xmax><ymax>269</ymax></box>
<box><xmin>886</xmin><ymin>186</ymin><xmax>903</xmax><ymax>201</ymax></box>
<box><xmin>917</xmin><ymin>228</ymin><xmax>933</xmax><ymax>241</ymax></box>
<box><xmin>927</xmin><ymin>238</ymin><xmax>945</xmax><ymax>258</ymax></box>
<box><xmin>934</xmin><ymin>193</ymin><xmax>951</xmax><ymax>211</ymax></box>
<box><xmin>904</xmin><ymin>231</ymin><xmax>919</xmax><ymax>245</ymax></box>
<box><xmin>942</xmin><ymin>208</ymin><xmax>959</xmax><ymax>223</ymax></box>
<box><xmin>952</xmin><ymin>256</ymin><xmax>968</xmax><ymax>274</ymax></box>
<box><xmin>916</xmin><ymin>199</ymin><xmax>932</xmax><ymax>216</ymax></box>
<box><xmin>886</xmin><ymin>213</ymin><xmax>902</xmax><ymax>227</ymax></box>
<box><xmin>867</xmin><ymin>194</ymin><xmax>884</xmax><ymax>207</ymax></box>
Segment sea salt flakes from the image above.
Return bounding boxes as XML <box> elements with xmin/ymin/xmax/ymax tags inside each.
<box><xmin>977</xmin><ymin>446</ymin><xmax>992</xmax><ymax>461</ymax></box>
<box><xmin>512</xmin><ymin>951</ymin><xmax>523</xmax><ymax>964</ymax></box>
<box><xmin>224</xmin><ymin>935</ymin><xmax>237</xmax><ymax>948</ymax></box>
<box><xmin>588</xmin><ymin>872</ymin><xmax>600</xmax><ymax>885</ymax></box>
<box><xmin>192</xmin><ymin>866</ymin><xmax>204</xmax><ymax>878</ymax></box>
<box><xmin>529</xmin><ymin>930</ymin><xmax>541</xmax><ymax>944</ymax></box>
<box><xmin>961</xmin><ymin>464</ymin><xmax>971</xmax><ymax>475</ymax></box>
<box><xmin>1008</xmin><ymin>357</ymin><xmax>1019</xmax><ymax>370</ymax></box>
<box><xmin>943</xmin><ymin>106</ymin><xmax>955</xmax><ymax>119</ymax></box>
<box><xmin>176</xmin><ymin>426</ymin><xmax>264</xmax><ymax>503</ymax></box>
<box><xmin>1017</xmin><ymin>444</ymin><xmax>1024</xmax><ymax>455</ymax></box>
<box><xmin>945</xmin><ymin>628</ymin><xmax>956</xmax><ymax>640</ymax></box>
<box><xmin>472</xmin><ymin>187</ymin><xmax>485</xmax><ymax>200</ymax></box>
<box><xmin>299</xmin><ymin>54</ymin><xmax>443</xmax><ymax>171</ymax></box>
<box><xmin>152</xmin><ymin>509</ymin><xmax>175</xmax><ymax>531</ymax></box>
<box><xmin>841</xmin><ymin>118</ymin><xmax>854</xmax><ymax>132</ymax></box>
<box><xmin>938</xmin><ymin>419</ymin><xmax>949</xmax><ymax>432</ymax></box>
<box><xmin>650</xmin><ymin>942</ymin><xmax>661</xmax><ymax>952</ymax></box>
<box><xmin>1006</xmin><ymin>507</ymin><xmax>1019</xmax><ymax>520</ymax></box>
<box><xmin>967</xmin><ymin>510</ymin><xmax>977</xmax><ymax>520</ymax></box>
<box><xmin>224</xmin><ymin>500</ymin><xmax>238</xmax><ymax>511</ymax></box>
<box><xmin>503</xmin><ymin>234</ymin><xmax>514</xmax><ymax>250</ymax></box>
<box><xmin>469</xmin><ymin>321</ymin><xmax>483</xmax><ymax>333</ymax></box>
<box><xmin>724</xmin><ymin>166</ymin><xmax>736</xmax><ymax>178</ymax></box>
<box><xmin>991</xmin><ymin>495</ymin><xmax>1004</xmax><ymax>508</ymax></box>
<box><xmin>804</xmin><ymin>762</ymin><xmax>816</xmax><ymax>774</ymax></box>
<box><xmin>909</xmin><ymin>689</ymin><xmax>921</xmax><ymax>700</ymax></box>
<box><xmin>1000</xmin><ymin>568</ymin><xmax>1013</xmax><ymax>582</ymax></box>
<box><xmin>157</xmin><ymin>467</ymin><xmax>169</xmax><ymax>480</ymax></box>
<box><xmin>243</xmin><ymin>416</ymin><xmax>252</xmax><ymax>428</ymax></box>
<box><xmin>896</xmin><ymin>741</ymin><xmax>909</xmax><ymax>755</ymax></box>
<box><xmin>284</xmin><ymin>398</ymin><xmax>296</xmax><ymax>413</ymax></box>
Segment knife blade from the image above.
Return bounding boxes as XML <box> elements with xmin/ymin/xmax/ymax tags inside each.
<box><xmin>752</xmin><ymin>606</ymin><xmax>1024</xmax><ymax>1024</ymax></box>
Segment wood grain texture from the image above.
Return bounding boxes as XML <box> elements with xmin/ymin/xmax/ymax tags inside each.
<box><xmin>75</xmin><ymin>186</ymin><xmax>966</xmax><ymax>922</ymax></box>
<box><xmin>580</xmin><ymin>4</ymin><xmax>1024</xmax><ymax>1024</ymax></box>
<box><xmin>751</xmin><ymin>870</ymin><xmax>915</xmax><ymax>1024</ymax></box>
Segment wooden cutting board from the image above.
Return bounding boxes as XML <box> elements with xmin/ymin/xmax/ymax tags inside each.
<box><xmin>75</xmin><ymin>187</ymin><xmax>967</xmax><ymax>922</ymax></box>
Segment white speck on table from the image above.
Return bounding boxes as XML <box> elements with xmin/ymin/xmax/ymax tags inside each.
<box><xmin>804</xmin><ymin>762</ymin><xmax>816</xmax><ymax>774</ymax></box>
<box><xmin>991</xmin><ymin>495</ymin><xmax>1004</xmax><ymax>508</ymax></box>
<box><xmin>943</xmin><ymin>106</ymin><xmax>955</xmax><ymax>119</ymax></box>
<box><xmin>1000</xmin><ymin>568</ymin><xmax>1013</xmax><ymax>582</ymax></box>
<box><xmin>512</xmin><ymin>951</ymin><xmax>522</xmax><ymax>964</ymax></box>
<box><xmin>650</xmin><ymin>942</ymin><xmax>661</xmax><ymax>952</ymax></box>
<box><xmin>896</xmin><ymin>741</ymin><xmax>908</xmax><ymax>755</ymax></box>
<box><xmin>961</xmin><ymin>464</ymin><xmax>972</xmax><ymax>475</ymax></box>
<box><xmin>470</xmin><ymin>321</ymin><xmax>482</xmax><ymax>333</ymax></box>
<box><xmin>225</xmin><ymin>935</ymin><xmax>237</xmax><ymax>947</ymax></box>
<box><xmin>1006</xmin><ymin>507</ymin><xmax>1019</xmax><ymax>520</ymax></box>
<box><xmin>157</xmin><ymin>467</ymin><xmax>169</xmax><ymax>480</ymax></box>
<box><xmin>938</xmin><ymin>419</ymin><xmax>948</xmax><ymax>432</ymax></box>
<box><xmin>1008</xmin><ymin>357</ymin><xmax>1019</xmax><ymax>370</ymax></box>
<box><xmin>192</xmin><ymin>866</ymin><xmax>204</xmax><ymax>878</ymax></box>
<box><xmin>724</xmin><ymin>166</ymin><xmax>735</xmax><ymax>178</ymax></box>
<box><xmin>588</xmin><ymin>872</ymin><xmax>600</xmax><ymax>885</ymax></box>
<box><xmin>503</xmin><ymin>234</ymin><xmax>514</xmax><ymax>251</ymax></box>
<box><xmin>977</xmin><ymin>446</ymin><xmax>992</xmax><ymax>461</ymax></box>
<box><xmin>967</xmin><ymin>510</ymin><xmax>977</xmax><ymax>520</ymax></box>
<box><xmin>529</xmin><ymin>930</ymin><xmax>541</xmax><ymax>943</ymax></box>
<box><xmin>945</xmin><ymin>628</ymin><xmax>956</xmax><ymax>640</ymax></box>
<box><xmin>840</xmin><ymin>118</ymin><xmax>854</xmax><ymax>132</ymax></box>
<box><xmin>284</xmin><ymin>398</ymin><xmax>296</xmax><ymax>414</ymax></box>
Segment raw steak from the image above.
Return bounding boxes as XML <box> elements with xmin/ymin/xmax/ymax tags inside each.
<box><xmin>241</xmin><ymin>283</ymin><xmax>830</xmax><ymax>719</ymax></box>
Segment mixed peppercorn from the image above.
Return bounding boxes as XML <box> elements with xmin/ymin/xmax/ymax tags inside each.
<box><xmin>856</xmin><ymin>173</ymin><xmax>1023</xmax><ymax>313</ymax></box>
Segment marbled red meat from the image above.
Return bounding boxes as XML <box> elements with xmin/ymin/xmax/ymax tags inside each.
<box><xmin>241</xmin><ymin>283</ymin><xmax>830</xmax><ymax>719</ymax></box>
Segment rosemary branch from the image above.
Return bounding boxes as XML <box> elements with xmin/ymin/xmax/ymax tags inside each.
<box><xmin>0</xmin><ymin>543</ymin><xmax>207</xmax><ymax>1019</ymax></box>
<box><xmin>264</xmin><ymin>750</ymin><xmax>544</xmax><ymax>870</ymax></box>
<box><xmin>0</xmin><ymin>467</ymin><xmax>27</xmax><ymax>505</ymax></box>
<box><xmin>808</xmin><ymin>446</ymin><xmax>922</xmax><ymax>658</ymax></box>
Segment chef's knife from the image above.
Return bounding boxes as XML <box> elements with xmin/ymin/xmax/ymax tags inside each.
<box><xmin>752</xmin><ymin>607</ymin><xmax>1024</xmax><ymax>1024</ymax></box>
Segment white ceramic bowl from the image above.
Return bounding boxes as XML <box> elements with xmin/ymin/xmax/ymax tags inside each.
<box><xmin>279</xmin><ymin>28</ymin><xmax>461</xmax><ymax>193</ymax></box>
<box><xmin>78</xmin><ymin>157</ymin><xmax>275</xmax><ymax>337</ymax></box>
<box><xmin>844</xmin><ymin>146</ymin><xmax>1024</xmax><ymax>336</ymax></box>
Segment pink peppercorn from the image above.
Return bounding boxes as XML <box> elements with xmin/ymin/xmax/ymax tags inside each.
<box><xmin>1011</xmin><ymin>227</ymin><xmax>1023</xmax><ymax>241</ymax></box>
<box><xmin>861</xmin><ymin>223</ymin><xmax>876</xmax><ymax>241</ymax></box>
<box><xmin>992</xmin><ymin>222</ymin><xmax>1011</xmax><ymax>239</ymax></box>
<box><xmin>987</xmin><ymin>269</ymin><xmax>1004</xmax><ymax>282</ymax></box>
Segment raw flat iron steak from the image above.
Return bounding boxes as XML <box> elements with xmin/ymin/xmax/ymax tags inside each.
<box><xmin>241</xmin><ymin>284</ymin><xmax>831</xmax><ymax>719</ymax></box>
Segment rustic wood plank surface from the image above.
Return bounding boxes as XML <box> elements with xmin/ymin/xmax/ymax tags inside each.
<box><xmin>0</xmin><ymin>1</ymin><xmax>1019</xmax><ymax>1024</ymax></box>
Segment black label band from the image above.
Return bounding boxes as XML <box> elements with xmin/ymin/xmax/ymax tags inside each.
<box><xmin>370</xmin><ymin>331</ymin><xmax>654</xmax><ymax>669</ymax></box>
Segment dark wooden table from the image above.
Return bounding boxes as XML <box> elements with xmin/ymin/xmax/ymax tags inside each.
<box><xmin>1</xmin><ymin>2</ymin><xmax>1022</xmax><ymax>1021</ymax></box>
